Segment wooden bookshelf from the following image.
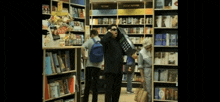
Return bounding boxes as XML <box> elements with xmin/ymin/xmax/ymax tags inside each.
<box><xmin>45</xmin><ymin>93</ymin><xmax>75</xmax><ymax>102</ymax></box>
<box><xmin>154</xmin><ymin>9</ymin><xmax>178</xmax><ymax>11</ymax></box>
<box><xmin>154</xmin><ymin>81</ymin><xmax>177</xmax><ymax>84</ymax></box>
<box><xmin>153</xmin><ymin>99</ymin><xmax>178</xmax><ymax>102</ymax></box>
<box><xmin>46</xmin><ymin>70</ymin><xmax>77</xmax><ymax>77</ymax></box>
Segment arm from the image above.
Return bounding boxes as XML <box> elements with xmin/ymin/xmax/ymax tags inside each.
<box><xmin>82</xmin><ymin>40</ymin><xmax>90</xmax><ymax>59</ymax></box>
<box><xmin>138</xmin><ymin>53</ymin><xmax>145</xmax><ymax>82</ymax></box>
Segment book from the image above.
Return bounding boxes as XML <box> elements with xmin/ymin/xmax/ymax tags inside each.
<box><xmin>154</xmin><ymin>69</ymin><xmax>159</xmax><ymax>81</ymax></box>
<box><xmin>48</xmin><ymin>82</ymin><xmax>56</xmax><ymax>98</ymax></box>
<box><xmin>122</xmin><ymin>18</ymin><xmax>126</xmax><ymax>24</ymax></box>
<box><xmin>168</xmin><ymin>52</ymin><xmax>176</xmax><ymax>64</ymax></box>
<box><xmin>165</xmin><ymin>88</ymin><xmax>171</xmax><ymax>100</ymax></box>
<box><xmin>57</xmin><ymin>80</ymin><xmax>65</xmax><ymax>96</ymax></box>
<box><xmin>164</xmin><ymin>0</ymin><xmax>172</xmax><ymax>9</ymax></box>
<box><xmin>163</xmin><ymin>15</ymin><xmax>171</xmax><ymax>27</ymax></box>
<box><xmin>48</xmin><ymin>52</ymin><xmax>56</xmax><ymax>74</ymax></box>
<box><xmin>172</xmin><ymin>0</ymin><xmax>178</xmax><ymax>9</ymax></box>
<box><xmin>68</xmin><ymin>75</ymin><xmax>75</xmax><ymax>93</ymax></box>
<box><xmin>164</xmin><ymin>52</ymin><xmax>169</xmax><ymax>65</ymax></box>
<box><xmin>58</xmin><ymin>51</ymin><xmax>66</xmax><ymax>72</ymax></box>
<box><xmin>169</xmin><ymin>88</ymin><xmax>174</xmax><ymax>100</ymax></box>
<box><xmin>74</xmin><ymin>7</ymin><xmax>79</xmax><ymax>18</ymax></box>
<box><xmin>155</xmin><ymin>87</ymin><xmax>160</xmax><ymax>99</ymax></box>
<box><xmin>159</xmin><ymin>87</ymin><xmax>166</xmax><ymax>100</ymax></box>
<box><xmin>154</xmin><ymin>52</ymin><xmax>161</xmax><ymax>64</ymax></box>
<box><xmin>155</xmin><ymin>34</ymin><xmax>163</xmax><ymax>46</ymax></box>
<box><xmin>63</xmin><ymin>78</ymin><xmax>69</xmax><ymax>94</ymax></box>
<box><xmin>65</xmin><ymin>51</ymin><xmax>71</xmax><ymax>71</ymax></box>
<box><xmin>161</xmin><ymin>52</ymin><xmax>166</xmax><ymax>65</ymax></box>
<box><xmin>155</xmin><ymin>0</ymin><xmax>164</xmax><ymax>9</ymax></box>
<box><xmin>171</xmin><ymin>15</ymin><xmax>178</xmax><ymax>28</ymax></box>
<box><xmin>159</xmin><ymin>69</ymin><xmax>168</xmax><ymax>81</ymax></box>
<box><xmin>168</xmin><ymin>69</ymin><xmax>178</xmax><ymax>82</ymax></box>
<box><xmin>44</xmin><ymin>77</ymin><xmax>50</xmax><ymax>100</ymax></box>
<box><xmin>54</xmin><ymin>81</ymin><xmax>60</xmax><ymax>97</ymax></box>
<box><xmin>103</xmin><ymin>18</ymin><xmax>109</xmax><ymax>24</ymax></box>
<box><xmin>176</xmin><ymin>34</ymin><xmax>178</xmax><ymax>46</ymax></box>
<box><xmin>173</xmin><ymin>88</ymin><xmax>178</xmax><ymax>100</ymax></box>
<box><xmin>45</xmin><ymin>56</ymin><xmax>53</xmax><ymax>75</ymax></box>
<box><xmin>145</xmin><ymin>27</ymin><xmax>151</xmax><ymax>34</ymax></box>
<box><xmin>155</xmin><ymin>15</ymin><xmax>162</xmax><ymax>27</ymax></box>
<box><xmin>169</xmin><ymin>34</ymin><xmax>177</xmax><ymax>46</ymax></box>
<box><xmin>140</xmin><ymin>27</ymin><xmax>144</xmax><ymax>34</ymax></box>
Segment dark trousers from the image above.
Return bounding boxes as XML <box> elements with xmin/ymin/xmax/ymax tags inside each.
<box><xmin>83</xmin><ymin>67</ymin><xmax>100</xmax><ymax>102</ymax></box>
<box><xmin>105</xmin><ymin>73</ymin><xmax>123</xmax><ymax>102</ymax></box>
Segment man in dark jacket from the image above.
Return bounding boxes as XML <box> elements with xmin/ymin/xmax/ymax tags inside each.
<box><xmin>100</xmin><ymin>24</ymin><xmax>125</xmax><ymax>102</ymax></box>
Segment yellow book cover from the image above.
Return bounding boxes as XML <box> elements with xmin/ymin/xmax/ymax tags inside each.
<box><xmin>118</xmin><ymin>9</ymin><xmax>145</xmax><ymax>15</ymax></box>
<box><xmin>145</xmin><ymin>8</ymin><xmax>153</xmax><ymax>15</ymax></box>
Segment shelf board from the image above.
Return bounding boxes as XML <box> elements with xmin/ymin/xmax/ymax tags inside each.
<box><xmin>43</xmin><ymin>46</ymin><xmax>83</xmax><ymax>49</ymax></box>
<box><xmin>154</xmin><ymin>81</ymin><xmax>177</xmax><ymax>84</ymax></box>
<box><xmin>70</xmin><ymin>3</ymin><xmax>85</xmax><ymax>8</ymax></box>
<box><xmin>154</xmin><ymin>64</ymin><xmax>178</xmax><ymax>66</ymax></box>
<box><xmin>154</xmin><ymin>46</ymin><xmax>178</xmax><ymax>48</ymax></box>
<box><xmin>91</xmin><ymin>24</ymin><xmax>109</xmax><ymax>26</ymax></box>
<box><xmin>154</xmin><ymin>27</ymin><xmax>178</xmax><ymax>29</ymax></box>
<box><xmin>122</xmin><ymin>81</ymin><xmax>141</xmax><ymax>84</ymax></box>
<box><xmin>118</xmin><ymin>15</ymin><xmax>144</xmax><ymax>16</ymax></box>
<box><xmin>45</xmin><ymin>93</ymin><xmax>75</xmax><ymax>102</ymax></box>
<box><xmin>154</xmin><ymin>9</ymin><xmax>178</xmax><ymax>11</ymax></box>
<box><xmin>42</xmin><ymin>13</ymin><xmax>51</xmax><ymax>15</ymax></box>
<box><xmin>68</xmin><ymin>30</ymin><xmax>85</xmax><ymax>33</ymax></box>
<box><xmin>118</xmin><ymin>24</ymin><xmax>144</xmax><ymax>26</ymax></box>
<box><xmin>45</xmin><ymin>70</ymin><xmax>77</xmax><ymax>76</ymax></box>
<box><xmin>91</xmin><ymin>15</ymin><xmax>117</xmax><ymax>17</ymax></box>
<box><xmin>73</xmin><ymin>17</ymin><xmax>85</xmax><ymax>20</ymax></box>
<box><xmin>153</xmin><ymin>99</ymin><xmax>178</xmax><ymax>102</ymax></box>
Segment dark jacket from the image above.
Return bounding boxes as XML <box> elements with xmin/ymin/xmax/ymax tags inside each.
<box><xmin>100</xmin><ymin>32</ymin><xmax>125</xmax><ymax>74</ymax></box>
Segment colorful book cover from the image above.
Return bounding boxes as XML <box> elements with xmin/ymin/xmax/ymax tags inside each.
<box><xmin>155</xmin><ymin>34</ymin><xmax>163</xmax><ymax>46</ymax></box>
<box><xmin>65</xmin><ymin>51</ymin><xmax>71</xmax><ymax>71</ymax></box>
<box><xmin>156</xmin><ymin>0</ymin><xmax>164</xmax><ymax>9</ymax></box>
<box><xmin>58</xmin><ymin>51</ymin><xmax>66</xmax><ymax>72</ymax></box>
<box><xmin>163</xmin><ymin>15</ymin><xmax>171</xmax><ymax>27</ymax></box>
<box><xmin>48</xmin><ymin>52</ymin><xmax>56</xmax><ymax>74</ymax></box>
<box><xmin>154</xmin><ymin>69</ymin><xmax>159</xmax><ymax>81</ymax></box>
<box><xmin>168</xmin><ymin>52</ymin><xmax>176</xmax><ymax>64</ymax></box>
<box><xmin>63</xmin><ymin>78</ymin><xmax>69</xmax><ymax>94</ymax></box>
<box><xmin>155</xmin><ymin>87</ymin><xmax>160</xmax><ymax>99</ymax></box>
<box><xmin>57</xmin><ymin>80</ymin><xmax>65</xmax><ymax>96</ymax></box>
<box><xmin>140</xmin><ymin>27</ymin><xmax>144</xmax><ymax>34</ymax></box>
<box><xmin>45</xmin><ymin>56</ymin><xmax>52</xmax><ymax>75</ymax></box>
<box><xmin>169</xmin><ymin>88</ymin><xmax>174</xmax><ymax>100</ymax></box>
<box><xmin>49</xmin><ymin>82</ymin><xmax>56</xmax><ymax>98</ymax></box>
<box><xmin>44</xmin><ymin>77</ymin><xmax>50</xmax><ymax>100</ymax></box>
<box><xmin>172</xmin><ymin>0</ymin><xmax>178</xmax><ymax>9</ymax></box>
<box><xmin>74</xmin><ymin>7</ymin><xmax>79</xmax><ymax>18</ymax></box>
<box><xmin>54</xmin><ymin>81</ymin><xmax>60</xmax><ymax>97</ymax></box>
<box><xmin>170</xmin><ymin>34</ymin><xmax>177</xmax><ymax>46</ymax></box>
<box><xmin>165</xmin><ymin>88</ymin><xmax>171</xmax><ymax>100</ymax></box>
<box><xmin>171</xmin><ymin>15</ymin><xmax>178</xmax><ymax>28</ymax></box>
<box><xmin>155</xmin><ymin>15</ymin><xmax>162</xmax><ymax>27</ymax></box>
<box><xmin>53</xmin><ymin>53</ymin><xmax>61</xmax><ymax>73</ymax></box>
<box><xmin>162</xmin><ymin>33</ymin><xmax>167</xmax><ymax>46</ymax></box>
<box><xmin>173</xmin><ymin>88</ymin><xmax>178</xmax><ymax>100</ymax></box>
<box><xmin>159</xmin><ymin>87</ymin><xmax>166</xmax><ymax>100</ymax></box>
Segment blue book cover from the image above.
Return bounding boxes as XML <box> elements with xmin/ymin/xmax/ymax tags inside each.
<box><xmin>52</xmin><ymin>54</ymin><xmax>61</xmax><ymax>73</ymax></box>
<box><xmin>70</xmin><ymin>0</ymin><xmax>77</xmax><ymax>3</ymax></box>
<box><xmin>45</xmin><ymin>56</ymin><xmax>52</xmax><ymax>75</ymax></box>
<box><xmin>65</xmin><ymin>51</ymin><xmax>71</xmax><ymax>71</ymax></box>
<box><xmin>155</xmin><ymin>87</ymin><xmax>160</xmax><ymax>99</ymax></box>
<box><xmin>77</xmin><ymin>0</ymin><xmax>85</xmax><ymax>5</ymax></box>
<box><xmin>162</xmin><ymin>33</ymin><xmax>167</xmax><ymax>46</ymax></box>
<box><xmin>81</xmin><ymin>71</ymin><xmax>84</xmax><ymax>80</ymax></box>
<box><xmin>156</xmin><ymin>0</ymin><xmax>164</xmax><ymax>9</ymax></box>
<box><xmin>155</xmin><ymin>34</ymin><xmax>163</xmax><ymax>46</ymax></box>
<box><xmin>92</xmin><ymin>9</ymin><xmax>117</xmax><ymax>15</ymax></box>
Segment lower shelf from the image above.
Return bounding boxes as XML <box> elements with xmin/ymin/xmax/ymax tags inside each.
<box><xmin>153</xmin><ymin>99</ymin><xmax>178</xmax><ymax>102</ymax></box>
<box><xmin>44</xmin><ymin>93</ymin><xmax>75</xmax><ymax>102</ymax></box>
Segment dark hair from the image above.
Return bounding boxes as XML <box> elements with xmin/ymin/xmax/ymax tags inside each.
<box><xmin>107</xmin><ymin>24</ymin><xmax>117</xmax><ymax>31</ymax></box>
<box><xmin>90</xmin><ymin>29</ymin><xmax>98</xmax><ymax>36</ymax></box>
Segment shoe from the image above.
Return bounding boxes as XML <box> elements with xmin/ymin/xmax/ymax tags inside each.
<box><xmin>127</xmin><ymin>91</ymin><xmax>134</xmax><ymax>94</ymax></box>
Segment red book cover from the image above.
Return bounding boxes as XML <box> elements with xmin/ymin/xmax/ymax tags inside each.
<box><xmin>44</xmin><ymin>76</ymin><xmax>49</xmax><ymax>100</ymax></box>
<box><xmin>68</xmin><ymin>76</ymin><xmax>75</xmax><ymax>93</ymax></box>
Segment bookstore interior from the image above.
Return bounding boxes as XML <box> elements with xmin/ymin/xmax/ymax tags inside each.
<box><xmin>42</xmin><ymin>0</ymin><xmax>178</xmax><ymax>102</ymax></box>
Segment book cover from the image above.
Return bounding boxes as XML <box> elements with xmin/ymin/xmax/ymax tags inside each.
<box><xmin>98</xmin><ymin>18</ymin><xmax>102</xmax><ymax>25</ymax></box>
<box><xmin>122</xmin><ymin>18</ymin><xmax>127</xmax><ymax>24</ymax></box>
<box><xmin>155</xmin><ymin>34</ymin><xmax>163</xmax><ymax>46</ymax></box>
<box><xmin>173</xmin><ymin>88</ymin><xmax>178</xmax><ymax>100</ymax></box>
<box><xmin>74</xmin><ymin>7</ymin><xmax>79</xmax><ymax>18</ymax></box>
<box><xmin>159</xmin><ymin>87</ymin><xmax>166</xmax><ymax>100</ymax></box>
<box><xmin>103</xmin><ymin>18</ymin><xmax>109</xmax><ymax>24</ymax></box>
<box><xmin>77</xmin><ymin>8</ymin><xmax>81</xmax><ymax>18</ymax></box>
<box><xmin>140</xmin><ymin>18</ymin><xmax>144</xmax><ymax>24</ymax></box>
<box><xmin>80</xmin><ymin>22</ymin><xmax>84</xmax><ymax>31</ymax></box>
<box><xmin>165</xmin><ymin>52</ymin><xmax>169</xmax><ymax>65</ymax></box>
<box><xmin>159</xmin><ymin>69</ymin><xmax>168</xmax><ymax>81</ymax></box>
<box><xmin>49</xmin><ymin>82</ymin><xmax>56</xmax><ymax>98</ymax></box>
<box><xmin>65</xmin><ymin>51</ymin><xmax>71</xmax><ymax>71</ymax></box>
<box><xmin>162</xmin><ymin>33</ymin><xmax>167</xmax><ymax>46</ymax></box>
<box><xmin>171</xmin><ymin>15</ymin><xmax>178</xmax><ymax>28</ymax></box>
<box><xmin>154</xmin><ymin>69</ymin><xmax>159</xmax><ymax>81</ymax></box>
<box><xmin>44</xmin><ymin>77</ymin><xmax>50</xmax><ymax>100</ymax></box>
<box><xmin>155</xmin><ymin>15</ymin><xmax>162</xmax><ymax>27</ymax></box>
<box><xmin>45</xmin><ymin>56</ymin><xmax>53</xmax><ymax>75</ymax></box>
<box><xmin>161</xmin><ymin>52</ymin><xmax>165</xmax><ymax>65</ymax></box>
<box><xmin>165</xmin><ymin>88</ymin><xmax>171</xmax><ymax>100</ymax></box>
<box><xmin>48</xmin><ymin>52</ymin><xmax>56</xmax><ymax>74</ymax></box>
<box><xmin>140</xmin><ymin>27</ymin><xmax>144</xmax><ymax>34</ymax></box>
<box><xmin>172</xmin><ymin>0</ymin><xmax>178</xmax><ymax>9</ymax></box>
<box><xmin>156</xmin><ymin>0</ymin><xmax>164</xmax><ymax>9</ymax></box>
<box><xmin>163</xmin><ymin>15</ymin><xmax>171</xmax><ymax>27</ymax></box>
<box><xmin>54</xmin><ymin>81</ymin><xmax>60</xmax><ymax>97</ymax></box>
<box><xmin>169</xmin><ymin>88</ymin><xmax>174</xmax><ymax>100</ymax></box>
<box><xmin>68</xmin><ymin>76</ymin><xmax>75</xmax><ymax>93</ymax></box>
<box><xmin>63</xmin><ymin>78</ymin><xmax>70</xmax><ymax>94</ymax></box>
<box><xmin>58</xmin><ymin>51</ymin><xmax>66</xmax><ymax>72</ymax></box>
<box><xmin>166</xmin><ymin>33</ymin><xmax>170</xmax><ymax>46</ymax></box>
<box><xmin>161</xmin><ymin>16</ymin><xmax>166</xmax><ymax>27</ymax></box>
<box><xmin>168</xmin><ymin>69</ymin><xmax>178</xmax><ymax>82</ymax></box>
<box><xmin>154</xmin><ymin>52</ymin><xmax>161</xmax><ymax>64</ymax></box>
<box><xmin>164</xmin><ymin>0</ymin><xmax>172</xmax><ymax>9</ymax></box>
<box><xmin>82</xmin><ymin>9</ymin><xmax>85</xmax><ymax>18</ymax></box>
<box><xmin>170</xmin><ymin>34</ymin><xmax>177</xmax><ymax>46</ymax></box>
<box><xmin>57</xmin><ymin>80</ymin><xmax>65</xmax><ymax>96</ymax></box>
<box><xmin>155</xmin><ymin>87</ymin><xmax>160</xmax><ymax>99</ymax></box>
<box><xmin>168</xmin><ymin>52</ymin><xmax>176</xmax><ymax>64</ymax></box>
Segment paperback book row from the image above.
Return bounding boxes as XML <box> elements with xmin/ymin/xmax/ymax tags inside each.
<box><xmin>92</xmin><ymin>27</ymin><xmax>107</xmax><ymax>34</ymax></box>
<box><xmin>154</xmin><ymin>52</ymin><xmax>178</xmax><ymax>65</ymax></box>
<box><xmin>70</xmin><ymin>6</ymin><xmax>85</xmax><ymax>18</ymax></box>
<box><xmin>154</xmin><ymin>87</ymin><xmax>178</xmax><ymax>101</ymax></box>
<box><xmin>123</xmin><ymin>27</ymin><xmax>153</xmax><ymax>34</ymax></box>
<box><xmin>90</xmin><ymin>18</ymin><xmax>117</xmax><ymax>25</ymax></box>
<box><xmin>64</xmin><ymin>33</ymin><xmax>84</xmax><ymax>46</ymax></box>
<box><xmin>155</xmin><ymin>15</ymin><xmax>178</xmax><ymax>28</ymax></box>
<box><xmin>122</xmin><ymin>74</ymin><xmax>142</xmax><ymax>82</ymax></box>
<box><xmin>155</xmin><ymin>0</ymin><xmax>178</xmax><ymax>9</ymax></box>
<box><xmin>119</xmin><ymin>17</ymin><xmax>153</xmax><ymax>25</ymax></box>
<box><xmin>45</xmin><ymin>75</ymin><xmax>76</xmax><ymax>100</ymax></box>
<box><xmin>155</xmin><ymin>33</ymin><xmax>178</xmax><ymax>46</ymax></box>
<box><xmin>129</xmin><ymin>37</ymin><xmax>144</xmax><ymax>44</ymax></box>
<box><xmin>45</xmin><ymin>51</ymin><xmax>72</xmax><ymax>75</ymax></box>
<box><xmin>53</xmin><ymin>0</ymin><xmax>85</xmax><ymax>5</ymax></box>
<box><xmin>42</xmin><ymin>4</ymin><xmax>50</xmax><ymax>14</ymax></box>
<box><xmin>52</xmin><ymin>6</ymin><xmax>69</xmax><ymax>13</ymax></box>
<box><xmin>154</xmin><ymin>69</ymin><xmax>178</xmax><ymax>82</ymax></box>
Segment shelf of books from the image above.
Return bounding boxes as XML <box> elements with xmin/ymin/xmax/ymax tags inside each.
<box><xmin>43</xmin><ymin>47</ymin><xmax>82</xmax><ymax>102</ymax></box>
<box><xmin>152</xmin><ymin>0</ymin><xmax>178</xmax><ymax>102</ymax></box>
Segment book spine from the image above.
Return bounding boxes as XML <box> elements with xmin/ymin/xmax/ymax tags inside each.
<box><xmin>162</xmin><ymin>34</ymin><xmax>166</xmax><ymax>46</ymax></box>
<box><xmin>53</xmin><ymin>54</ymin><xmax>61</xmax><ymax>73</ymax></box>
<box><xmin>65</xmin><ymin>51</ymin><xmax>71</xmax><ymax>71</ymax></box>
<box><xmin>45</xmin><ymin>56</ymin><xmax>53</xmax><ymax>75</ymax></box>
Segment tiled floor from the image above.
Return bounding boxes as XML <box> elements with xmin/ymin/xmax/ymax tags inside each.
<box><xmin>88</xmin><ymin>88</ymin><xmax>138</xmax><ymax>102</ymax></box>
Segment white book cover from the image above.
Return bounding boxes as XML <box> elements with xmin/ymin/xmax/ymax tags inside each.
<box><xmin>161</xmin><ymin>52</ymin><xmax>165</xmax><ymax>65</ymax></box>
<box><xmin>166</xmin><ymin>33</ymin><xmax>170</xmax><ymax>46</ymax></box>
<box><xmin>90</xmin><ymin>19</ymin><xmax>93</xmax><ymax>25</ymax></box>
<box><xmin>171</xmin><ymin>15</ymin><xmax>178</xmax><ymax>28</ymax></box>
<box><xmin>154</xmin><ymin>69</ymin><xmax>159</xmax><ymax>81</ymax></box>
<box><xmin>172</xmin><ymin>0</ymin><xmax>178</xmax><ymax>9</ymax></box>
<box><xmin>165</xmin><ymin>15</ymin><xmax>171</xmax><ymax>27</ymax></box>
<box><xmin>156</xmin><ymin>15</ymin><xmax>162</xmax><ymax>27</ymax></box>
<box><xmin>140</xmin><ymin>27</ymin><xmax>144</xmax><ymax>34</ymax></box>
<box><xmin>146</xmin><ymin>18</ymin><xmax>149</xmax><ymax>24</ymax></box>
<box><xmin>168</xmin><ymin>52</ymin><xmax>176</xmax><ymax>64</ymax></box>
<box><xmin>165</xmin><ymin>52</ymin><xmax>169</xmax><ymax>65</ymax></box>
<box><xmin>175</xmin><ymin>52</ymin><xmax>178</xmax><ymax>65</ymax></box>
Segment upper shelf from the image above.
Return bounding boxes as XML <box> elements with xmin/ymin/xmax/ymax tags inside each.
<box><xmin>43</xmin><ymin>46</ymin><xmax>83</xmax><ymax>49</ymax></box>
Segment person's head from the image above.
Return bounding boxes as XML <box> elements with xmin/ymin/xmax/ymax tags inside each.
<box><xmin>142</xmin><ymin>37</ymin><xmax>152</xmax><ymax>51</ymax></box>
<box><xmin>107</xmin><ymin>24</ymin><xmax>118</xmax><ymax>38</ymax></box>
<box><xmin>90</xmin><ymin>29</ymin><xmax>98</xmax><ymax>38</ymax></box>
